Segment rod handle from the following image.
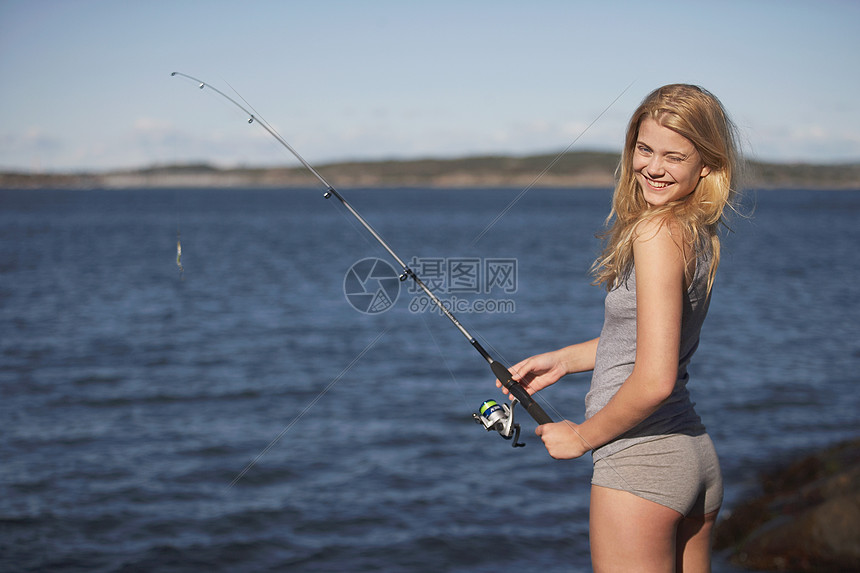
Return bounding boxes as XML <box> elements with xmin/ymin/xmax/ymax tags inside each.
<box><xmin>489</xmin><ymin>361</ymin><xmax>553</xmax><ymax>425</ymax></box>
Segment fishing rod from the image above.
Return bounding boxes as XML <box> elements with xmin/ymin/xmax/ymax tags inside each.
<box><xmin>171</xmin><ymin>72</ymin><xmax>552</xmax><ymax>444</ymax></box>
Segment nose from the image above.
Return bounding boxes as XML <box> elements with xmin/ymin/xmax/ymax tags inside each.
<box><xmin>646</xmin><ymin>155</ymin><xmax>665</xmax><ymax>176</ymax></box>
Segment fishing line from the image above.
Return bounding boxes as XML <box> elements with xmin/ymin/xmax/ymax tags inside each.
<box><xmin>173</xmin><ymin>73</ymin><xmax>634</xmax><ymax>489</ymax></box>
<box><xmin>325</xmin><ymin>192</ymin><xmax>379</xmax><ymax>251</ymax></box>
<box><xmin>222</xmin><ymin>76</ymin><xmax>375</xmax><ymax>248</ymax></box>
<box><xmin>418</xmin><ymin>311</ymin><xmax>471</xmax><ymax>413</ymax></box>
<box><xmin>226</xmin><ymin>75</ymin><xmax>401</xmax><ymax>260</ymax></box>
<box><xmin>229</xmin><ymin>327</ymin><xmax>390</xmax><ymax>487</ymax></box>
<box><xmin>172</xmin><ymin>71</ymin><xmax>553</xmax><ymax>429</ymax></box>
<box><xmin>470</xmin><ymin>80</ymin><xmax>636</xmax><ymax>247</ymax></box>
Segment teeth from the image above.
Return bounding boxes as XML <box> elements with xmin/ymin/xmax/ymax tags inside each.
<box><xmin>647</xmin><ymin>178</ymin><xmax>670</xmax><ymax>188</ymax></box>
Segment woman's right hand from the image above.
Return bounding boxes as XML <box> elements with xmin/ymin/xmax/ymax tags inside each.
<box><xmin>496</xmin><ymin>349</ymin><xmax>569</xmax><ymax>397</ymax></box>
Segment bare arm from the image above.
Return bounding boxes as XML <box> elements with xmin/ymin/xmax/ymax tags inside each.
<box><xmin>537</xmin><ymin>217</ymin><xmax>687</xmax><ymax>458</ymax></box>
<box><xmin>497</xmin><ymin>337</ymin><xmax>599</xmax><ymax>398</ymax></box>
<box><xmin>556</xmin><ymin>337</ymin><xmax>601</xmax><ymax>375</ymax></box>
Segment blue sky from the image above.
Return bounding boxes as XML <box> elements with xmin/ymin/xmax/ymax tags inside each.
<box><xmin>1</xmin><ymin>0</ymin><xmax>858</xmax><ymax>172</ymax></box>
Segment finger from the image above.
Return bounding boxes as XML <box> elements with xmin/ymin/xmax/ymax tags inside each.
<box><xmin>509</xmin><ymin>359</ymin><xmax>530</xmax><ymax>380</ymax></box>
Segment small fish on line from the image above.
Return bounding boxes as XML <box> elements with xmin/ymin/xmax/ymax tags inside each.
<box><xmin>177</xmin><ymin>232</ymin><xmax>184</xmax><ymax>279</ymax></box>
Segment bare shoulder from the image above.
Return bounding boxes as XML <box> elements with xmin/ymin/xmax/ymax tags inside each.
<box><xmin>632</xmin><ymin>214</ymin><xmax>684</xmax><ymax>251</ymax></box>
<box><xmin>632</xmin><ymin>213</ymin><xmax>692</xmax><ymax>286</ymax></box>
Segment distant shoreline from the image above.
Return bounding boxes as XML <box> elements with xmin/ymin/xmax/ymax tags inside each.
<box><xmin>2</xmin><ymin>151</ymin><xmax>859</xmax><ymax>190</ymax></box>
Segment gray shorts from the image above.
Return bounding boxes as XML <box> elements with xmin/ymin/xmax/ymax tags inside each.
<box><xmin>591</xmin><ymin>433</ymin><xmax>723</xmax><ymax>516</ymax></box>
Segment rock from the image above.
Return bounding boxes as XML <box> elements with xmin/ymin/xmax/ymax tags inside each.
<box><xmin>714</xmin><ymin>438</ymin><xmax>860</xmax><ymax>572</ymax></box>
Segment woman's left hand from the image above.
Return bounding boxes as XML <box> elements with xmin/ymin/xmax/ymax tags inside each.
<box><xmin>535</xmin><ymin>421</ymin><xmax>591</xmax><ymax>459</ymax></box>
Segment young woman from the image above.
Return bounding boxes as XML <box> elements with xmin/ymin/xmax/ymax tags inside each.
<box><xmin>498</xmin><ymin>84</ymin><xmax>741</xmax><ymax>572</ymax></box>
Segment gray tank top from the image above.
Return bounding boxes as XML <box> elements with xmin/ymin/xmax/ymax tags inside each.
<box><xmin>585</xmin><ymin>254</ymin><xmax>711</xmax><ymax>461</ymax></box>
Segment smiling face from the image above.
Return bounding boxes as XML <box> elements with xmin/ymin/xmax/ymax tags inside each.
<box><xmin>632</xmin><ymin>117</ymin><xmax>711</xmax><ymax>207</ymax></box>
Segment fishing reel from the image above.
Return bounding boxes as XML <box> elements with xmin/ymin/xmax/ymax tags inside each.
<box><xmin>473</xmin><ymin>399</ymin><xmax>525</xmax><ymax>448</ymax></box>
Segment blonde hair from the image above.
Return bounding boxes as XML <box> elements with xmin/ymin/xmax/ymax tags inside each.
<box><xmin>591</xmin><ymin>84</ymin><xmax>741</xmax><ymax>292</ymax></box>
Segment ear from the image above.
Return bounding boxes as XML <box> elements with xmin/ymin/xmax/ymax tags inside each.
<box><xmin>700</xmin><ymin>164</ymin><xmax>712</xmax><ymax>178</ymax></box>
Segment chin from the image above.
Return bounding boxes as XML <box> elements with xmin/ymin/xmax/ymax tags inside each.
<box><xmin>643</xmin><ymin>193</ymin><xmax>669</xmax><ymax>207</ymax></box>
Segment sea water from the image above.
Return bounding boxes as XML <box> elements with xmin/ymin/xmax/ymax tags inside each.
<box><xmin>1</xmin><ymin>187</ymin><xmax>858</xmax><ymax>572</ymax></box>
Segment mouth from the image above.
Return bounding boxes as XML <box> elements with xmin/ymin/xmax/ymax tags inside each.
<box><xmin>641</xmin><ymin>176</ymin><xmax>673</xmax><ymax>190</ymax></box>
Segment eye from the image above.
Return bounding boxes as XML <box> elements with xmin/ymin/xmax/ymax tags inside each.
<box><xmin>667</xmin><ymin>155</ymin><xmax>685</xmax><ymax>163</ymax></box>
<box><xmin>636</xmin><ymin>144</ymin><xmax>651</xmax><ymax>155</ymax></box>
